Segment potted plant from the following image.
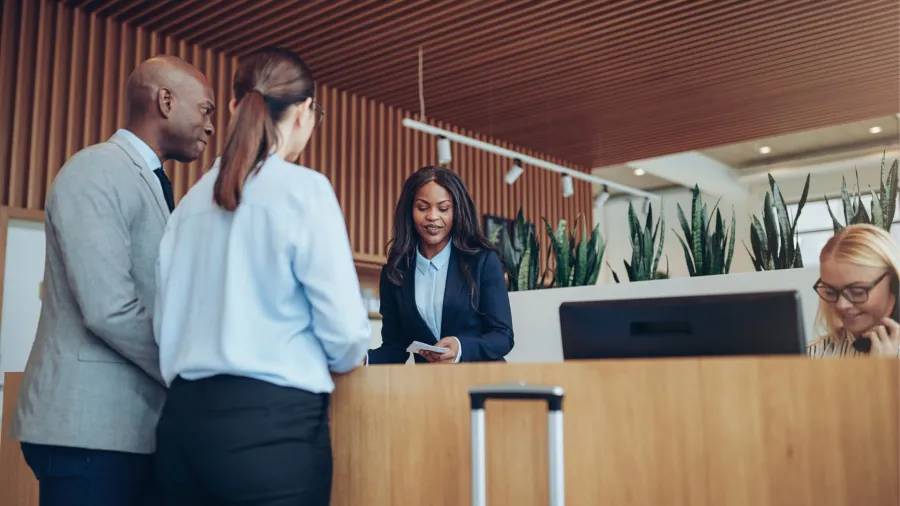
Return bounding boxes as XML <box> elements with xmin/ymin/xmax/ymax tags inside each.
<box><xmin>825</xmin><ymin>153</ymin><xmax>898</xmax><ymax>232</ymax></box>
<box><xmin>745</xmin><ymin>173</ymin><xmax>810</xmax><ymax>271</ymax></box>
<box><xmin>674</xmin><ymin>184</ymin><xmax>736</xmax><ymax>276</ymax></box>
<box><xmin>542</xmin><ymin>214</ymin><xmax>606</xmax><ymax>288</ymax></box>
<box><xmin>609</xmin><ymin>200</ymin><xmax>668</xmax><ymax>282</ymax></box>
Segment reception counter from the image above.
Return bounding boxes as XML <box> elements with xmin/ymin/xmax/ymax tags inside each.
<box><xmin>3</xmin><ymin>357</ymin><xmax>898</xmax><ymax>505</ymax></box>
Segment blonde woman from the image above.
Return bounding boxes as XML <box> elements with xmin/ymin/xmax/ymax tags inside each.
<box><xmin>808</xmin><ymin>224</ymin><xmax>900</xmax><ymax>357</ymax></box>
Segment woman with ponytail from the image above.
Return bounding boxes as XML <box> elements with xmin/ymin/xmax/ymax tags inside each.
<box><xmin>153</xmin><ymin>47</ymin><xmax>370</xmax><ymax>505</ymax></box>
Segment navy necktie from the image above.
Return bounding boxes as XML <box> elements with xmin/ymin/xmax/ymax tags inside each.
<box><xmin>154</xmin><ymin>167</ymin><xmax>174</xmax><ymax>212</ymax></box>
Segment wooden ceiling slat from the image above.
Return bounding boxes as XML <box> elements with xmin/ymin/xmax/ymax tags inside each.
<box><xmin>328</xmin><ymin>0</ymin><xmax>723</xmax><ymax>91</ymax></box>
<box><xmin>139</xmin><ymin>0</ymin><xmax>218</xmax><ymax>32</ymax></box>
<box><xmin>200</xmin><ymin>0</ymin><xmax>376</xmax><ymax>53</ymax></box>
<box><xmin>110</xmin><ymin>0</ymin><xmax>181</xmax><ymax>25</ymax></box>
<box><xmin>221</xmin><ymin>0</ymin><xmax>407</xmax><ymax>56</ymax></box>
<box><xmin>447</xmin><ymin>23</ymin><xmax>897</xmax><ymax>126</ymax></box>
<box><xmin>52</xmin><ymin>0</ymin><xmax>900</xmax><ymax>169</ymax></box>
<box><xmin>166</xmin><ymin>0</ymin><xmax>275</xmax><ymax>41</ymax></box>
<box><xmin>399</xmin><ymin>0</ymin><xmax>866</xmax><ymax>111</ymax></box>
<box><xmin>308</xmin><ymin>0</ymin><xmax>605</xmax><ymax>78</ymax></box>
<box><xmin>422</xmin><ymin>2</ymin><xmax>891</xmax><ymax>122</ymax></box>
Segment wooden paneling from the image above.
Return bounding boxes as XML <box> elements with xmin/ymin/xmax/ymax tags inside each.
<box><xmin>333</xmin><ymin>357</ymin><xmax>899</xmax><ymax>506</ymax></box>
<box><xmin>59</xmin><ymin>0</ymin><xmax>900</xmax><ymax>168</ymax></box>
<box><xmin>7</xmin><ymin>356</ymin><xmax>897</xmax><ymax>506</ymax></box>
<box><xmin>0</xmin><ymin>0</ymin><xmax>592</xmax><ymax>265</ymax></box>
<box><xmin>0</xmin><ymin>373</ymin><xmax>38</xmax><ymax>506</ymax></box>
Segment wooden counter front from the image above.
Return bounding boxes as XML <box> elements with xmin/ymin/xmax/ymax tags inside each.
<box><xmin>3</xmin><ymin>357</ymin><xmax>898</xmax><ymax>506</ymax></box>
<box><xmin>329</xmin><ymin>357</ymin><xmax>899</xmax><ymax>506</ymax></box>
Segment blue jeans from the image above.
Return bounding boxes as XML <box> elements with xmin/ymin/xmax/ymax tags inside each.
<box><xmin>20</xmin><ymin>442</ymin><xmax>156</xmax><ymax>506</ymax></box>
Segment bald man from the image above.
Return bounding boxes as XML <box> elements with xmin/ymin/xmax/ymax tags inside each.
<box><xmin>11</xmin><ymin>55</ymin><xmax>215</xmax><ymax>506</ymax></box>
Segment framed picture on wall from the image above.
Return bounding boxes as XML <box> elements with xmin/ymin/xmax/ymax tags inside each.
<box><xmin>483</xmin><ymin>215</ymin><xmax>511</xmax><ymax>247</ymax></box>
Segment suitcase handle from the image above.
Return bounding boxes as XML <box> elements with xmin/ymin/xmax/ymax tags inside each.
<box><xmin>468</xmin><ymin>382</ymin><xmax>565</xmax><ymax>506</ymax></box>
<box><xmin>468</xmin><ymin>381</ymin><xmax>565</xmax><ymax>411</ymax></box>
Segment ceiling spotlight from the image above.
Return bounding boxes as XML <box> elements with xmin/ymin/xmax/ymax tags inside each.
<box><xmin>759</xmin><ymin>146</ymin><xmax>772</xmax><ymax>154</ymax></box>
<box><xmin>437</xmin><ymin>136</ymin><xmax>452</xmax><ymax>165</ymax></box>
<box><xmin>562</xmin><ymin>174</ymin><xmax>574</xmax><ymax>198</ymax></box>
<box><xmin>505</xmin><ymin>159</ymin><xmax>524</xmax><ymax>185</ymax></box>
<box><xmin>594</xmin><ymin>185</ymin><xmax>610</xmax><ymax>208</ymax></box>
<box><xmin>633</xmin><ymin>168</ymin><xmax>645</xmax><ymax>176</ymax></box>
<box><xmin>869</xmin><ymin>126</ymin><xmax>883</xmax><ymax>134</ymax></box>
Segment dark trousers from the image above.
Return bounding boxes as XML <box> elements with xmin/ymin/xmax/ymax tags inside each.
<box><xmin>20</xmin><ymin>442</ymin><xmax>156</xmax><ymax>506</ymax></box>
<box><xmin>155</xmin><ymin>374</ymin><xmax>333</xmax><ymax>506</ymax></box>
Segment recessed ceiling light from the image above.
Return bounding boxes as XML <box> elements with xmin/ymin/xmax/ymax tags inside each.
<box><xmin>759</xmin><ymin>146</ymin><xmax>772</xmax><ymax>154</ymax></box>
<box><xmin>869</xmin><ymin>126</ymin><xmax>883</xmax><ymax>134</ymax></box>
<box><xmin>633</xmin><ymin>168</ymin><xmax>645</xmax><ymax>176</ymax></box>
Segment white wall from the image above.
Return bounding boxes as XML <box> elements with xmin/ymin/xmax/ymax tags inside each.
<box><xmin>506</xmin><ymin>267</ymin><xmax>821</xmax><ymax>364</ymax></box>
<box><xmin>0</xmin><ymin>219</ymin><xmax>46</xmax><ymax>430</ymax></box>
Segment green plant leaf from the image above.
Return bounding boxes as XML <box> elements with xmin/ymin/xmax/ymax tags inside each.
<box><xmin>690</xmin><ymin>185</ymin><xmax>703</xmax><ymax>275</ymax></box>
<box><xmin>841</xmin><ymin>176</ymin><xmax>852</xmax><ymax>225</ymax></box>
<box><xmin>725</xmin><ymin>206</ymin><xmax>736</xmax><ymax>274</ymax></box>
<box><xmin>674</xmin><ymin>231</ymin><xmax>695</xmax><ymax>277</ymax></box>
<box><xmin>651</xmin><ymin>205</ymin><xmax>665</xmax><ymax>276</ymax></box>
<box><xmin>824</xmin><ymin>196</ymin><xmax>844</xmax><ymax>233</ymax></box>
<box><xmin>886</xmin><ymin>158</ymin><xmax>899</xmax><ymax>232</ymax></box>
<box><xmin>762</xmin><ymin>193</ymin><xmax>779</xmax><ymax>266</ymax></box>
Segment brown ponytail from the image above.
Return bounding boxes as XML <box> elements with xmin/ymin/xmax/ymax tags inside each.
<box><xmin>211</xmin><ymin>47</ymin><xmax>316</xmax><ymax>212</ymax></box>
<box><xmin>213</xmin><ymin>90</ymin><xmax>278</xmax><ymax>211</ymax></box>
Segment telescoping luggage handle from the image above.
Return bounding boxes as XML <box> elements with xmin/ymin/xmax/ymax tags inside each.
<box><xmin>468</xmin><ymin>382</ymin><xmax>565</xmax><ymax>506</ymax></box>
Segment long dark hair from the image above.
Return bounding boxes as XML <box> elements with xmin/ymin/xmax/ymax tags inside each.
<box><xmin>385</xmin><ymin>166</ymin><xmax>495</xmax><ymax>305</ymax></box>
<box><xmin>213</xmin><ymin>47</ymin><xmax>315</xmax><ymax>211</ymax></box>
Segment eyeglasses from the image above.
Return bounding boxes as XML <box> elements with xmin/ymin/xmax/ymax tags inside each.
<box><xmin>310</xmin><ymin>99</ymin><xmax>325</xmax><ymax>127</ymax></box>
<box><xmin>813</xmin><ymin>271</ymin><xmax>891</xmax><ymax>303</ymax></box>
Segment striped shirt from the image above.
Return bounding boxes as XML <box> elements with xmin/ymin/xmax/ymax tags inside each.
<box><xmin>806</xmin><ymin>334</ymin><xmax>866</xmax><ymax>358</ymax></box>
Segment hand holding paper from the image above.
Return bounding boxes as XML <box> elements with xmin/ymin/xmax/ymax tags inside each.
<box><xmin>406</xmin><ymin>341</ymin><xmax>450</xmax><ymax>354</ymax></box>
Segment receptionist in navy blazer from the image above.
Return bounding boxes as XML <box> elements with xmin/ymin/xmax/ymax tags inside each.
<box><xmin>366</xmin><ymin>166</ymin><xmax>514</xmax><ymax>364</ymax></box>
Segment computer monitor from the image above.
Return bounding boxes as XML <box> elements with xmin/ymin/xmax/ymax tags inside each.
<box><xmin>559</xmin><ymin>290</ymin><xmax>806</xmax><ymax>360</ymax></box>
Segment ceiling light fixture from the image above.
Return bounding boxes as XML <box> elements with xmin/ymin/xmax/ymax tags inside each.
<box><xmin>401</xmin><ymin>118</ymin><xmax>660</xmax><ymax>201</ymax></box>
<box><xmin>633</xmin><ymin>168</ymin><xmax>645</xmax><ymax>176</ymax></box>
<box><xmin>594</xmin><ymin>185</ymin><xmax>610</xmax><ymax>208</ymax></box>
<box><xmin>562</xmin><ymin>175</ymin><xmax>574</xmax><ymax>198</ymax></box>
<box><xmin>437</xmin><ymin>136</ymin><xmax>452</xmax><ymax>165</ymax></box>
<box><xmin>869</xmin><ymin>126</ymin><xmax>883</xmax><ymax>134</ymax></box>
<box><xmin>505</xmin><ymin>159</ymin><xmax>524</xmax><ymax>185</ymax></box>
<box><xmin>759</xmin><ymin>146</ymin><xmax>772</xmax><ymax>154</ymax></box>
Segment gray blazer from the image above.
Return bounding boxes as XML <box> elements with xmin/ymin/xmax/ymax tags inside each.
<box><xmin>11</xmin><ymin>132</ymin><xmax>171</xmax><ymax>454</ymax></box>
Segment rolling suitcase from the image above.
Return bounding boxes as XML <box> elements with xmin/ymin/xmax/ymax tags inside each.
<box><xmin>468</xmin><ymin>382</ymin><xmax>565</xmax><ymax>506</ymax></box>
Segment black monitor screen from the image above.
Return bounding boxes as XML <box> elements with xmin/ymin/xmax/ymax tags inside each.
<box><xmin>559</xmin><ymin>290</ymin><xmax>806</xmax><ymax>360</ymax></box>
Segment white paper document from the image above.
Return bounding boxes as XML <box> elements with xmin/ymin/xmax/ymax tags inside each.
<box><xmin>406</xmin><ymin>341</ymin><xmax>449</xmax><ymax>354</ymax></box>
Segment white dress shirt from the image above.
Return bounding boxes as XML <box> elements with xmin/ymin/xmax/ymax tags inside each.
<box><xmin>154</xmin><ymin>155</ymin><xmax>371</xmax><ymax>393</ymax></box>
<box><xmin>115</xmin><ymin>128</ymin><xmax>162</xmax><ymax>174</ymax></box>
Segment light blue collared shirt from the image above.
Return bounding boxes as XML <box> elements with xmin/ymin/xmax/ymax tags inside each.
<box><xmin>115</xmin><ymin>128</ymin><xmax>162</xmax><ymax>174</ymax></box>
<box><xmin>414</xmin><ymin>243</ymin><xmax>461</xmax><ymax>363</ymax></box>
<box><xmin>154</xmin><ymin>156</ymin><xmax>371</xmax><ymax>393</ymax></box>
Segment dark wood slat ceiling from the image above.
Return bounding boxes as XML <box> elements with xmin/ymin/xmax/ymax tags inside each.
<box><xmin>64</xmin><ymin>0</ymin><xmax>900</xmax><ymax>169</ymax></box>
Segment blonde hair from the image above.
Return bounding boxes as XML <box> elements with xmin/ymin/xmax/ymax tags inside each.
<box><xmin>816</xmin><ymin>224</ymin><xmax>900</xmax><ymax>339</ymax></box>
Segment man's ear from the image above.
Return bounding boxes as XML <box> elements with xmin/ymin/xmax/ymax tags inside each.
<box><xmin>228</xmin><ymin>98</ymin><xmax>237</xmax><ymax>115</ymax></box>
<box><xmin>158</xmin><ymin>87</ymin><xmax>174</xmax><ymax>118</ymax></box>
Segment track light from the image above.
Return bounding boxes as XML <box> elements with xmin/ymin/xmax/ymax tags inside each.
<box><xmin>594</xmin><ymin>185</ymin><xmax>610</xmax><ymax>208</ymax></box>
<box><xmin>437</xmin><ymin>136</ymin><xmax>452</xmax><ymax>165</ymax></box>
<box><xmin>505</xmin><ymin>159</ymin><xmax>524</xmax><ymax>185</ymax></box>
<box><xmin>562</xmin><ymin>175</ymin><xmax>574</xmax><ymax>198</ymax></box>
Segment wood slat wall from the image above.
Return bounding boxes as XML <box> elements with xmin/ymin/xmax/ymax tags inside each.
<box><xmin>0</xmin><ymin>0</ymin><xmax>592</xmax><ymax>263</ymax></box>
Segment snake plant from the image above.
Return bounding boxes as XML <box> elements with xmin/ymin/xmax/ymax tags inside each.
<box><xmin>674</xmin><ymin>184</ymin><xmax>736</xmax><ymax>277</ymax></box>
<box><xmin>542</xmin><ymin>214</ymin><xmax>606</xmax><ymax>288</ymax></box>
<box><xmin>609</xmin><ymin>200</ymin><xmax>667</xmax><ymax>282</ymax></box>
<box><xmin>498</xmin><ymin>207</ymin><xmax>546</xmax><ymax>291</ymax></box>
<box><xmin>745</xmin><ymin>173</ymin><xmax>809</xmax><ymax>271</ymax></box>
<box><xmin>824</xmin><ymin>152</ymin><xmax>899</xmax><ymax>232</ymax></box>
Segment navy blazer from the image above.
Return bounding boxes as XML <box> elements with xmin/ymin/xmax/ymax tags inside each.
<box><xmin>368</xmin><ymin>247</ymin><xmax>514</xmax><ymax>364</ymax></box>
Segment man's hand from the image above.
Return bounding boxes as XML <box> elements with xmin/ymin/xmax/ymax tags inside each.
<box><xmin>421</xmin><ymin>337</ymin><xmax>460</xmax><ymax>364</ymax></box>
